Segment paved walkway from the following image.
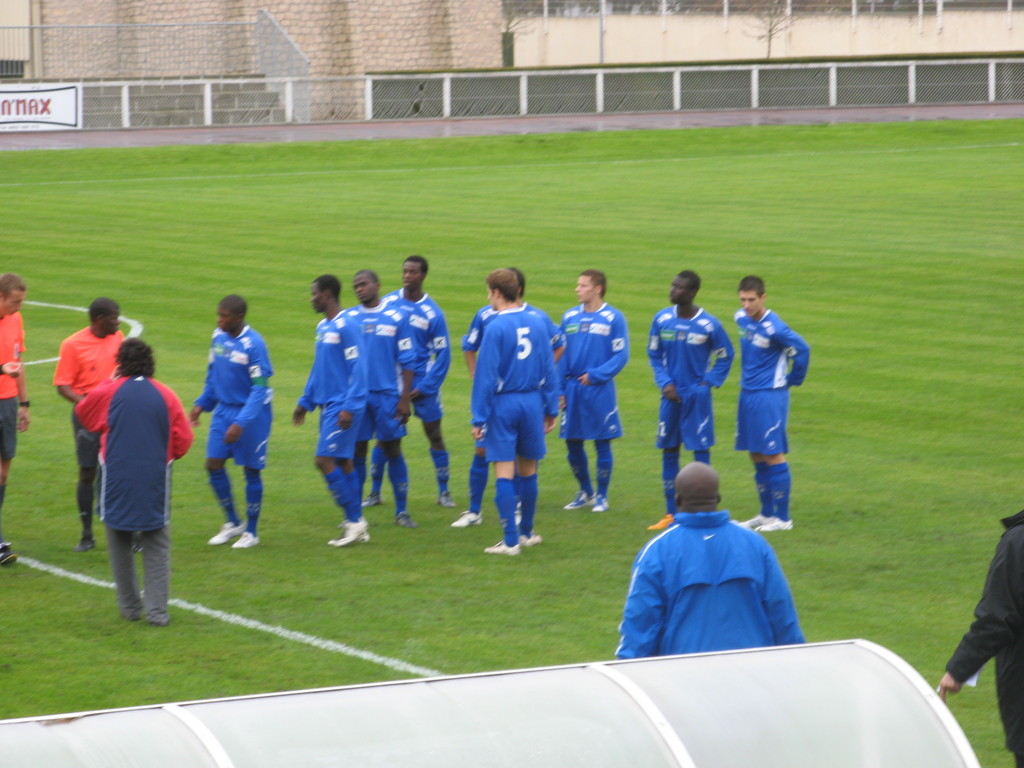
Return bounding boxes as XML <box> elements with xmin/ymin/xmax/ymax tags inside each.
<box><xmin>2</xmin><ymin>102</ymin><xmax>1022</xmax><ymax>150</ymax></box>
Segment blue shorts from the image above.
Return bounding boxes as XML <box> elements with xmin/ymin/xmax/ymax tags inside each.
<box><xmin>560</xmin><ymin>378</ymin><xmax>622</xmax><ymax>441</ymax></box>
<box><xmin>735</xmin><ymin>388</ymin><xmax>789</xmax><ymax>455</ymax></box>
<box><xmin>410</xmin><ymin>388</ymin><xmax>443</xmax><ymax>423</ymax></box>
<box><xmin>483</xmin><ymin>391</ymin><xmax>547</xmax><ymax>463</ymax></box>
<box><xmin>357</xmin><ymin>391</ymin><xmax>408</xmax><ymax>443</ymax></box>
<box><xmin>656</xmin><ymin>385</ymin><xmax>715</xmax><ymax>451</ymax></box>
<box><xmin>207</xmin><ymin>403</ymin><xmax>272</xmax><ymax>469</ymax></box>
<box><xmin>316</xmin><ymin>402</ymin><xmax>363</xmax><ymax>460</ymax></box>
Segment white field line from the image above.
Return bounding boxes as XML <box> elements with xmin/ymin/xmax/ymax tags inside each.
<box><xmin>21</xmin><ymin>301</ymin><xmax>144</xmax><ymax>366</ymax></box>
<box><xmin>19</xmin><ymin>556</ymin><xmax>442</xmax><ymax>678</ymax></box>
<box><xmin>0</xmin><ymin>141</ymin><xmax>1018</xmax><ymax>190</ymax></box>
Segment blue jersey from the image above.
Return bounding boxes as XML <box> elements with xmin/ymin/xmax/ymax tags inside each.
<box><xmin>297</xmin><ymin>312</ymin><xmax>367</xmax><ymax>414</ymax></box>
<box><xmin>194</xmin><ymin>325</ymin><xmax>273</xmax><ymax>428</ymax></box>
<box><xmin>471</xmin><ymin>306</ymin><xmax>558</xmax><ymax>427</ymax></box>
<box><xmin>463</xmin><ymin>302</ymin><xmax>564</xmax><ymax>355</ymax></box>
<box><xmin>648</xmin><ymin>307</ymin><xmax>733</xmax><ymax>392</ymax></box>
<box><xmin>559</xmin><ymin>302</ymin><xmax>629</xmax><ymax>384</ymax></box>
<box><xmin>734</xmin><ymin>309</ymin><xmax>810</xmax><ymax>390</ymax></box>
<box><xmin>342</xmin><ymin>304</ymin><xmax>416</xmax><ymax>395</ymax></box>
<box><xmin>382</xmin><ymin>289</ymin><xmax>450</xmax><ymax>396</ymax></box>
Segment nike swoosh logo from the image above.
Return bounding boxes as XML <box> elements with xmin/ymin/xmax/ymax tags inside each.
<box><xmin>703</xmin><ymin>534</ymin><xmax>715</xmax><ymax>541</ymax></box>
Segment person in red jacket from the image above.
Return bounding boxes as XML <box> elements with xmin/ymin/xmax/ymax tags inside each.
<box><xmin>75</xmin><ymin>338</ymin><xmax>192</xmax><ymax>626</ymax></box>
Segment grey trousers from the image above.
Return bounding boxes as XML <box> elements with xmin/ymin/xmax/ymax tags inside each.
<box><xmin>105</xmin><ymin>524</ymin><xmax>171</xmax><ymax>626</ymax></box>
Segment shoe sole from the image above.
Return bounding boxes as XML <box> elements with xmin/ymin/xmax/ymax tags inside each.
<box><xmin>328</xmin><ymin>534</ymin><xmax>370</xmax><ymax>547</ymax></box>
<box><xmin>0</xmin><ymin>554</ymin><xmax>18</xmax><ymax>566</ymax></box>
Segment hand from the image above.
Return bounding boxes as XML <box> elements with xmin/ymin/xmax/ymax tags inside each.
<box><xmin>471</xmin><ymin>426</ymin><xmax>484</xmax><ymax>441</ymax></box>
<box><xmin>396</xmin><ymin>397</ymin><xmax>410</xmax><ymax>425</ymax></box>
<box><xmin>937</xmin><ymin>672</ymin><xmax>963</xmax><ymax>702</ymax></box>
<box><xmin>662</xmin><ymin>382</ymin><xmax>681</xmax><ymax>402</ymax></box>
<box><xmin>337</xmin><ymin>410</ymin><xmax>353</xmax><ymax>430</ymax></box>
<box><xmin>224</xmin><ymin>423</ymin><xmax>243</xmax><ymax>444</ymax></box>
<box><xmin>543</xmin><ymin>415</ymin><xmax>557</xmax><ymax>434</ymax></box>
<box><xmin>17</xmin><ymin>406</ymin><xmax>29</xmax><ymax>432</ymax></box>
<box><xmin>189</xmin><ymin>405</ymin><xmax>204</xmax><ymax>428</ymax></box>
<box><xmin>409</xmin><ymin>388</ymin><xmax>422</xmax><ymax>401</ymax></box>
<box><xmin>2</xmin><ymin>362</ymin><xmax>21</xmax><ymax>378</ymax></box>
<box><xmin>559</xmin><ymin>395</ymin><xmax>566</xmax><ymax>411</ymax></box>
<box><xmin>292</xmin><ymin>405</ymin><xmax>306</xmax><ymax>426</ymax></box>
<box><xmin>577</xmin><ymin>372</ymin><xmax>592</xmax><ymax>385</ymax></box>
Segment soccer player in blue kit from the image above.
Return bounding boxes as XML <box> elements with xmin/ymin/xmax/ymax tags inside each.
<box><xmin>345</xmin><ymin>270</ymin><xmax>419</xmax><ymax>528</ymax></box>
<box><xmin>453</xmin><ymin>268</ymin><xmax>564</xmax><ymax>528</ymax></box>
<box><xmin>471</xmin><ymin>269</ymin><xmax>559</xmax><ymax>555</ymax></box>
<box><xmin>191</xmin><ymin>295</ymin><xmax>273</xmax><ymax>549</ymax></box>
<box><xmin>646</xmin><ymin>271</ymin><xmax>734</xmax><ymax>531</ymax></box>
<box><xmin>558</xmin><ymin>269</ymin><xmax>629</xmax><ymax>513</ymax></box>
<box><xmin>292</xmin><ymin>275</ymin><xmax>369</xmax><ymax>547</ymax></box>
<box><xmin>366</xmin><ymin>256</ymin><xmax>455</xmax><ymax>510</ymax></box>
<box><xmin>733</xmin><ymin>275</ymin><xmax>810</xmax><ymax>533</ymax></box>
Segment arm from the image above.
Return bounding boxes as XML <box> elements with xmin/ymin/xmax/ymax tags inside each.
<box><xmin>233</xmin><ymin>340</ymin><xmax>272</xmax><ymax>431</ymax></box>
<box><xmin>760</xmin><ymin>546</ymin><xmax>806</xmax><ymax>646</ymax></box>
<box><xmin>192</xmin><ymin>347</ymin><xmax>219</xmax><ymax>424</ymax></box>
<box><xmin>702</xmin><ymin>320</ymin><xmax>735</xmax><ymax>389</ymax></box>
<box><xmin>584</xmin><ymin>311</ymin><xmax>629</xmax><ymax>385</ymax></box>
<box><xmin>413</xmin><ymin>314</ymin><xmax>451</xmax><ymax>397</ymax></box>
<box><xmin>777</xmin><ymin>324</ymin><xmax>810</xmax><ymax>387</ymax></box>
<box><xmin>157</xmin><ymin>382</ymin><xmax>194</xmax><ymax>460</ymax></box>
<box><xmin>616</xmin><ymin>557</ymin><xmax>666</xmax><ymax>659</ymax></box>
<box><xmin>647</xmin><ymin>315</ymin><xmax>674</xmax><ymax>392</ymax></box>
<box><xmin>74</xmin><ymin>379</ymin><xmax>115</xmax><ymax>434</ymax></box>
<box><xmin>470</xmin><ymin>326</ymin><xmax>504</xmax><ymax>428</ymax></box>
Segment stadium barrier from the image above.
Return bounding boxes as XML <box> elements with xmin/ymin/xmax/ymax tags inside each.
<box><xmin>14</xmin><ymin>57</ymin><xmax>1019</xmax><ymax>129</ymax></box>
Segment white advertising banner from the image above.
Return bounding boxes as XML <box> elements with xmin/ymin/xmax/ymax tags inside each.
<box><xmin>0</xmin><ymin>84</ymin><xmax>82</xmax><ymax>131</ymax></box>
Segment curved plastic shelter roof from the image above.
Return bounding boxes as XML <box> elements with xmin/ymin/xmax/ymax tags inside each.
<box><xmin>0</xmin><ymin>639</ymin><xmax>978</xmax><ymax>767</ymax></box>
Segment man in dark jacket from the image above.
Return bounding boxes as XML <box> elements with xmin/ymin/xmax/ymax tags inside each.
<box><xmin>939</xmin><ymin>509</ymin><xmax>1024</xmax><ymax>768</ymax></box>
<box><xmin>75</xmin><ymin>338</ymin><xmax>193</xmax><ymax>626</ymax></box>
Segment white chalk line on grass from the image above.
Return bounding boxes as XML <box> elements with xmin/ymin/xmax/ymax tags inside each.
<box><xmin>21</xmin><ymin>300</ymin><xmax>144</xmax><ymax>366</ymax></box>
<box><xmin>20</xmin><ymin>556</ymin><xmax>442</xmax><ymax>678</ymax></box>
<box><xmin>0</xmin><ymin>141</ymin><xmax>1018</xmax><ymax>190</ymax></box>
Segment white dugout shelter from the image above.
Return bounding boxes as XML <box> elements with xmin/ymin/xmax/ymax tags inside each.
<box><xmin>0</xmin><ymin>640</ymin><xmax>978</xmax><ymax>767</ymax></box>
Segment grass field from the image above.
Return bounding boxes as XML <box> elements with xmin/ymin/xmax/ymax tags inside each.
<box><xmin>1</xmin><ymin>119</ymin><xmax>1021</xmax><ymax>765</ymax></box>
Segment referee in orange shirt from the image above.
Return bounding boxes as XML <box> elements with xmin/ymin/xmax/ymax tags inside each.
<box><xmin>54</xmin><ymin>298</ymin><xmax>123</xmax><ymax>552</ymax></box>
<box><xmin>0</xmin><ymin>273</ymin><xmax>30</xmax><ymax>567</ymax></box>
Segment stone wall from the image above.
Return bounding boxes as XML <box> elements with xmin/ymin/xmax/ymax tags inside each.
<box><xmin>35</xmin><ymin>0</ymin><xmax>504</xmax><ymax>77</ymax></box>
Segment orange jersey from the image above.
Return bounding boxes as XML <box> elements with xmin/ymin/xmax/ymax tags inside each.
<box><xmin>0</xmin><ymin>311</ymin><xmax>24</xmax><ymax>400</ymax></box>
<box><xmin>53</xmin><ymin>327</ymin><xmax>124</xmax><ymax>396</ymax></box>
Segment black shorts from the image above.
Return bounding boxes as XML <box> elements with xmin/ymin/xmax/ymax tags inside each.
<box><xmin>0</xmin><ymin>397</ymin><xmax>18</xmax><ymax>460</ymax></box>
<box><xmin>72</xmin><ymin>411</ymin><xmax>101</xmax><ymax>469</ymax></box>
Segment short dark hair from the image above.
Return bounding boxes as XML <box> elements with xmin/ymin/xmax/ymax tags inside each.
<box><xmin>738</xmin><ymin>275</ymin><xmax>766</xmax><ymax>295</ymax></box>
<box><xmin>354</xmin><ymin>269</ymin><xmax>379</xmax><ymax>285</ymax></box>
<box><xmin>487</xmin><ymin>268</ymin><xmax>520</xmax><ymax>303</ymax></box>
<box><xmin>313</xmin><ymin>275</ymin><xmax>341</xmax><ymax>301</ymax></box>
<box><xmin>219</xmin><ymin>294</ymin><xmax>247</xmax><ymax>317</ymax></box>
<box><xmin>580</xmin><ymin>269</ymin><xmax>606</xmax><ymax>297</ymax></box>
<box><xmin>89</xmin><ymin>297</ymin><xmax>120</xmax><ymax>321</ymax></box>
<box><xmin>676</xmin><ymin>270</ymin><xmax>701</xmax><ymax>292</ymax></box>
<box><xmin>117</xmin><ymin>338</ymin><xmax>155</xmax><ymax>378</ymax></box>
<box><xmin>0</xmin><ymin>273</ymin><xmax>26</xmax><ymax>297</ymax></box>
<box><xmin>404</xmin><ymin>255</ymin><xmax>428</xmax><ymax>275</ymax></box>
<box><xmin>508</xmin><ymin>267</ymin><xmax>526</xmax><ymax>297</ymax></box>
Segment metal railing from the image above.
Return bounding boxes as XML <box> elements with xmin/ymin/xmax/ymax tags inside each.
<box><xmin>7</xmin><ymin>57</ymin><xmax>1018</xmax><ymax>130</ymax></box>
<box><xmin>503</xmin><ymin>0</ymin><xmax>1015</xmax><ymax>16</ymax></box>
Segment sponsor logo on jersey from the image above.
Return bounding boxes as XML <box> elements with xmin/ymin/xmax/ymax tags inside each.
<box><xmin>565</xmin><ymin>323</ymin><xmax>580</xmax><ymax>335</ymax></box>
<box><xmin>344</xmin><ymin>346</ymin><xmax>358</xmax><ymax>360</ymax></box>
<box><xmin>230</xmin><ymin>350</ymin><xmax>250</xmax><ymax>365</ymax></box>
<box><xmin>323</xmin><ymin>332</ymin><xmax>341</xmax><ymax>345</ymax></box>
<box><xmin>612</xmin><ymin>338</ymin><xmax>625</xmax><ymax>352</ymax></box>
<box><xmin>649</xmin><ymin>335</ymin><xmax>660</xmax><ymax>350</ymax></box>
<box><xmin>363</xmin><ymin>323</ymin><xmax>376</xmax><ymax>335</ymax></box>
<box><xmin>410</xmin><ymin>315</ymin><xmax>430</xmax><ymax>330</ymax></box>
<box><xmin>398</xmin><ymin>338</ymin><xmax>412</xmax><ymax>350</ymax></box>
<box><xmin>376</xmin><ymin>325</ymin><xmax>397</xmax><ymax>337</ymax></box>
<box><xmin>213</xmin><ymin>343</ymin><xmax>226</xmax><ymax>356</ymax></box>
<box><xmin>687</xmin><ymin>333</ymin><xmax>709</xmax><ymax>345</ymax></box>
<box><xmin>589</xmin><ymin>323</ymin><xmax>611</xmax><ymax>336</ymax></box>
<box><xmin>248</xmin><ymin>364</ymin><xmax>262</xmax><ymax>378</ymax></box>
<box><xmin>753</xmin><ymin>334</ymin><xmax>770</xmax><ymax>349</ymax></box>
<box><xmin>466</xmin><ymin>329</ymin><xmax>479</xmax><ymax>345</ymax></box>
<box><xmin>432</xmin><ymin>336</ymin><xmax>448</xmax><ymax>349</ymax></box>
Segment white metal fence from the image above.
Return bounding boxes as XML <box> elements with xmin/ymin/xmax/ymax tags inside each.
<box><xmin>504</xmin><ymin>0</ymin><xmax>1015</xmax><ymax>16</ymax></box>
<box><xmin>12</xmin><ymin>58</ymin><xmax>1024</xmax><ymax>129</ymax></box>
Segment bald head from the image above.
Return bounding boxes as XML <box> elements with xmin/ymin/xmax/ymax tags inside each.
<box><xmin>674</xmin><ymin>462</ymin><xmax>721</xmax><ymax>514</ymax></box>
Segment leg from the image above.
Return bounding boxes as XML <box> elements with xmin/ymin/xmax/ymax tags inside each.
<box><xmin>565</xmin><ymin>439</ymin><xmax>594</xmax><ymax>499</ymax></box>
<box><xmin>467</xmin><ymin>446</ymin><xmax>488</xmax><ymax>513</ymax></box>
<box><xmin>515</xmin><ymin>457</ymin><xmax>539</xmax><ymax>541</ymax></box>
<box><xmin>765</xmin><ymin>452</ymin><xmax>792</xmax><ymax>523</ymax></box>
<box><xmin>492</xmin><ymin>460</ymin><xmax>519</xmax><ymax>548</ymax></box>
<box><xmin>206</xmin><ymin>457</ymin><xmax>239</xmax><ymax>524</ymax></box>
<box><xmin>423</xmin><ymin>419</ymin><xmax>451</xmax><ymax>501</ymax></box>
<box><xmin>104</xmin><ymin>525</ymin><xmax>142</xmax><ymax>621</ymax></box>
<box><xmin>243</xmin><ymin>466</ymin><xmax>263</xmax><ymax>535</ymax></box>
<box><xmin>139</xmin><ymin>526</ymin><xmax>171</xmax><ymax>626</ymax></box>
<box><xmin>354</xmin><ymin>441</ymin><xmax>369</xmax><ymax>502</ymax></box>
<box><xmin>382</xmin><ymin>439</ymin><xmax>413</xmax><ymax>526</ymax></box>
<box><xmin>369</xmin><ymin>442</ymin><xmax>387</xmax><ymax>497</ymax></box>
<box><xmin>594</xmin><ymin>439</ymin><xmax>613</xmax><ymax>506</ymax></box>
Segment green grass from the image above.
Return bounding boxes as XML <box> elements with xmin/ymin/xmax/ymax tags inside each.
<box><xmin>1</xmin><ymin>119</ymin><xmax>1021</xmax><ymax>765</ymax></box>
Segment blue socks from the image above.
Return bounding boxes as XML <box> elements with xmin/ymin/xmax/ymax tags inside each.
<box><xmin>518</xmin><ymin>473</ymin><xmax>538</xmax><ymax>538</ymax></box>
<box><xmin>595</xmin><ymin>439</ymin><xmax>612</xmax><ymax>498</ymax></box>
<box><xmin>754</xmin><ymin>461</ymin><xmax>772</xmax><ymax>517</ymax></box>
<box><xmin>387</xmin><ymin>454</ymin><xmax>409</xmax><ymax>516</ymax></box>
<box><xmin>325</xmin><ymin>467</ymin><xmax>361</xmax><ymax>523</ymax></box>
<box><xmin>244</xmin><ymin>467</ymin><xmax>262</xmax><ymax>535</ymax></box>
<box><xmin>430</xmin><ymin>449</ymin><xmax>450</xmax><ymax>495</ymax></box>
<box><xmin>370</xmin><ymin>445</ymin><xmax>386</xmax><ymax>495</ymax></box>
<box><xmin>208</xmin><ymin>468</ymin><xmax>239</xmax><ymax>525</ymax></box>
<box><xmin>693</xmin><ymin>449</ymin><xmax>711</xmax><ymax>464</ymax></box>
<box><xmin>468</xmin><ymin>452</ymin><xmax>488</xmax><ymax>513</ymax></box>
<box><xmin>495</xmin><ymin>478</ymin><xmax>518</xmax><ymax>547</ymax></box>
<box><xmin>769</xmin><ymin>462</ymin><xmax>792</xmax><ymax>521</ymax></box>
<box><xmin>566</xmin><ymin>440</ymin><xmax>593</xmax><ymax>497</ymax></box>
<box><xmin>661</xmin><ymin>451</ymin><xmax>680</xmax><ymax>517</ymax></box>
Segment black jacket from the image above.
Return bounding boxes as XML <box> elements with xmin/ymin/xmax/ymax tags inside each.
<box><xmin>947</xmin><ymin>509</ymin><xmax>1024</xmax><ymax>755</ymax></box>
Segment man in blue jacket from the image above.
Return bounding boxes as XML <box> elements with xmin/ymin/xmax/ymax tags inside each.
<box><xmin>617</xmin><ymin>462</ymin><xmax>803</xmax><ymax>658</ymax></box>
<box><xmin>76</xmin><ymin>338</ymin><xmax>193</xmax><ymax>626</ymax></box>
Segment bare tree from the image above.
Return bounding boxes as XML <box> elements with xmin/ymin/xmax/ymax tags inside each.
<box><xmin>502</xmin><ymin>0</ymin><xmax>537</xmax><ymax>66</ymax></box>
<box><xmin>746</xmin><ymin>0</ymin><xmax>794</xmax><ymax>58</ymax></box>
